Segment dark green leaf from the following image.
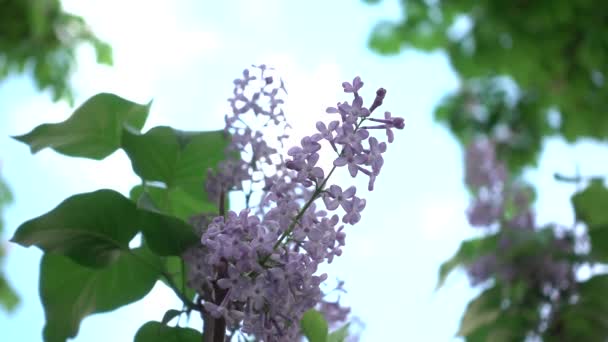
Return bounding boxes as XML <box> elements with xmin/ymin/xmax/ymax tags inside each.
<box><xmin>13</xmin><ymin>93</ymin><xmax>150</xmax><ymax>159</ymax></box>
<box><xmin>139</xmin><ymin>210</ymin><xmax>198</xmax><ymax>256</ymax></box>
<box><xmin>458</xmin><ymin>286</ymin><xmax>501</xmax><ymax>337</ymax></box>
<box><xmin>436</xmin><ymin>234</ymin><xmax>499</xmax><ymax>289</ymax></box>
<box><xmin>161</xmin><ymin>309</ymin><xmax>183</xmax><ymax>325</ymax></box>
<box><xmin>164</xmin><ymin>256</ymin><xmax>196</xmax><ymax>302</ymax></box>
<box><xmin>572</xmin><ymin>180</ymin><xmax>608</xmax><ymax>228</ymax></box>
<box><xmin>41</xmin><ymin>247</ymin><xmax>160</xmax><ymax>342</ymax></box>
<box><xmin>300</xmin><ymin>309</ymin><xmax>329</xmax><ymax>342</ymax></box>
<box><xmin>11</xmin><ymin>189</ymin><xmax>140</xmax><ymax>268</ymax></box>
<box><xmin>134</xmin><ymin>321</ymin><xmax>202</xmax><ymax>342</ymax></box>
<box><xmin>587</xmin><ymin>227</ymin><xmax>608</xmax><ymax>262</ymax></box>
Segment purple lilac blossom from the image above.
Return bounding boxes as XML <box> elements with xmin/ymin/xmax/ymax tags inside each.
<box><xmin>184</xmin><ymin>70</ymin><xmax>403</xmax><ymax>340</ymax></box>
<box><xmin>462</xmin><ymin>137</ymin><xmax>575</xmax><ymax>292</ymax></box>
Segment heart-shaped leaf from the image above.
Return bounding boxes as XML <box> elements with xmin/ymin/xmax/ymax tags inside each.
<box><xmin>14</xmin><ymin>93</ymin><xmax>150</xmax><ymax>159</ymax></box>
<box><xmin>11</xmin><ymin>189</ymin><xmax>140</xmax><ymax>268</ymax></box>
<box><xmin>134</xmin><ymin>321</ymin><xmax>202</xmax><ymax>342</ymax></box>
<box><xmin>41</xmin><ymin>247</ymin><xmax>161</xmax><ymax>342</ymax></box>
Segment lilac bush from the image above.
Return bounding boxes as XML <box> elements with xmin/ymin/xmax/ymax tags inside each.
<box><xmin>463</xmin><ymin>137</ymin><xmax>575</xmax><ymax>292</ymax></box>
<box><xmin>184</xmin><ymin>68</ymin><xmax>404</xmax><ymax>340</ymax></box>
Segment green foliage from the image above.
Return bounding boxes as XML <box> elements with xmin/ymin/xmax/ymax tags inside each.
<box><xmin>366</xmin><ymin>1</ymin><xmax>608</xmax><ymax>144</ymax></box>
<box><xmin>434</xmin><ymin>78</ymin><xmax>551</xmax><ymax>175</ymax></box>
<box><xmin>161</xmin><ymin>309</ymin><xmax>183</xmax><ymax>325</ymax></box>
<box><xmin>123</xmin><ymin>127</ymin><xmax>228</xmax><ymax>217</ymax></box>
<box><xmin>40</xmin><ymin>248</ymin><xmax>160</xmax><ymax>342</ymax></box>
<box><xmin>436</xmin><ymin>233</ymin><xmax>498</xmax><ymax>289</ymax></box>
<box><xmin>11</xmin><ymin>90</ymin><xmax>231</xmax><ymax>341</ymax></box>
<box><xmin>300</xmin><ymin>309</ymin><xmax>329</xmax><ymax>342</ymax></box>
<box><xmin>572</xmin><ymin>179</ymin><xmax>608</xmax><ymax>229</ymax></box>
<box><xmin>327</xmin><ymin>324</ymin><xmax>350</xmax><ymax>342</ymax></box>
<box><xmin>0</xmin><ymin>0</ymin><xmax>112</xmax><ymax>103</ymax></box>
<box><xmin>366</xmin><ymin>1</ymin><xmax>608</xmax><ymax>340</ymax></box>
<box><xmin>163</xmin><ymin>256</ymin><xmax>197</xmax><ymax>302</ymax></box>
<box><xmin>14</xmin><ymin>93</ymin><xmax>151</xmax><ymax>160</ymax></box>
<box><xmin>134</xmin><ymin>321</ymin><xmax>202</xmax><ymax>342</ymax></box>
<box><xmin>572</xmin><ymin>180</ymin><xmax>608</xmax><ymax>262</ymax></box>
<box><xmin>544</xmin><ymin>275</ymin><xmax>608</xmax><ymax>341</ymax></box>
<box><xmin>457</xmin><ymin>286</ymin><xmax>501</xmax><ymax>337</ymax></box>
<box><xmin>0</xmin><ymin>173</ymin><xmax>18</xmax><ymax>312</ymax></box>
<box><xmin>12</xmin><ymin>190</ymin><xmax>140</xmax><ymax>267</ymax></box>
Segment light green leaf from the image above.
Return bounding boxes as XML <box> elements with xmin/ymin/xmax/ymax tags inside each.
<box><xmin>300</xmin><ymin>309</ymin><xmax>329</xmax><ymax>342</ymax></box>
<box><xmin>327</xmin><ymin>323</ymin><xmax>350</xmax><ymax>342</ymax></box>
<box><xmin>41</xmin><ymin>247</ymin><xmax>161</xmax><ymax>342</ymax></box>
<box><xmin>13</xmin><ymin>93</ymin><xmax>150</xmax><ymax>159</ymax></box>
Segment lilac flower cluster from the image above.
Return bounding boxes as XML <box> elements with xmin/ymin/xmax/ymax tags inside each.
<box><xmin>184</xmin><ymin>71</ymin><xmax>403</xmax><ymax>340</ymax></box>
<box><xmin>463</xmin><ymin>138</ymin><xmax>574</xmax><ymax>290</ymax></box>
<box><xmin>205</xmin><ymin>65</ymin><xmax>289</xmax><ymax>208</ymax></box>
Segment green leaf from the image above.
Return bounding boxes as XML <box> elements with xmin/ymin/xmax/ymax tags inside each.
<box><xmin>436</xmin><ymin>234</ymin><xmax>499</xmax><ymax>289</ymax></box>
<box><xmin>587</xmin><ymin>227</ymin><xmax>608</xmax><ymax>262</ymax></box>
<box><xmin>551</xmin><ymin>275</ymin><xmax>608</xmax><ymax>341</ymax></box>
<box><xmin>122</xmin><ymin>128</ymin><xmax>228</xmax><ymax>192</ymax></box>
<box><xmin>164</xmin><ymin>256</ymin><xmax>196</xmax><ymax>302</ymax></box>
<box><xmin>161</xmin><ymin>309</ymin><xmax>183</xmax><ymax>325</ymax></box>
<box><xmin>139</xmin><ymin>210</ymin><xmax>198</xmax><ymax>256</ymax></box>
<box><xmin>134</xmin><ymin>321</ymin><xmax>202</xmax><ymax>342</ymax></box>
<box><xmin>11</xmin><ymin>190</ymin><xmax>140</xmax><ymax>268</ymax></box>
<box><xmin>368</xmin><ymin>21</ymin><xmax>402</xmax><ymax>55</ymax></box>
<box><xmin>125</xmin><ymin>128</ymin><xmax>228</xmax><ymax>221</ymax></box>
<box><xmin>327</xmin><ymin>323</ymin><xmax>350</xmax><ymax>342</ymax></box>
<box><xmin>130</xmin><ymin>184</ymin><xmax>217</xmax><ymax>222</ymax></box>
<box><xmin>300</xmin><ymin>309</ymin><xmax>329</xmax><ymax>342</ymax></box>
<box><xmin>121</xmin><ymin>127</ymin><xmax>181</xmax><ymax>184</ymax></box>
<box><xmin>41</xmin><ymin>247</ymin><xmax>161</xmax><ymax>342</ymax></box>
<box><xmin>13</xmin><ymin>93</ymin><xmax>150</xmax><ymax>159</ymax></box>
<box><xmin>572</xmin><ymin>179</ymin><xmax>608</xmax><ymax>228</ymax></box>
<box><xmin>0</xmin><ymin>275</ymin><xmax>19</xmax><ymax>312</ymax></box>
<box><xmin>458</xmin><ymin>286</ymin><xmax>501</xmax><ymax>337</ymax></box>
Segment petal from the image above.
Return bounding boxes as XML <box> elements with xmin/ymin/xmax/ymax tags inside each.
<box><xmin>328</xmin><ymin>185</ymin><xmax>342</xmax><ymax>197</ymax></box>
<box><xmin>308</xmin><ymin>152</ymin><xmax>320</xmax><ymax>165</ymax></box>
<box><xmin>353</xmin><ymin>96</ymin><xmax>363</xmax><ymax>108</ymax></box>
<box><xmin>316</xmin><ymin>121</ymin><xmax>327</xmax><ymax>132</ymax></box>
<box><xmin>311</xmin><ymin>167</ymin><xmax>325</xmax><ymax>179</ymax></box>
<box><xmin>323</xmin><ymin>196</ymin><xmax>339</xmax><ymax>210</ymax></box>
<box><xmin>343</xmin><ymin>186</ymin><xmax>356</xmax><ymax>198</ymax></box>
<box><xmin>348</xmin><ymin>164</ymin><xmax>358</xmax><ymax>177</ymax></box>
<box><xmin>334</xmin><ymin>157</ymin><xmax>348</xmax><ymax>167</ymax></box>
<box><xmin>357</xmin><ymin>129</ymin><xmax>370</xmax><ymax>139</ymax></box>
<box><xmin>288</xmin><ymin>146</ymin><xmax>303</xmax><ymax>156</ymax></box>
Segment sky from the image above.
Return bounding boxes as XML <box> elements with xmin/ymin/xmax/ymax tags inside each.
<box><xmin>0</xmin><ymin>0</ymin><xmax>605</xmax><ymax>341</ymax></box>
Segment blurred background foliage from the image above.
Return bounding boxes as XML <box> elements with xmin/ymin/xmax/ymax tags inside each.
<box><xmin>0</xmin><ymin>0</ymin><xmax>112</xmax><ymax>313</ymax></box>
<box><xmin>0</xmin><ymin>173</ymin><xmax>17</xmax><ymax>312</ymax></box>
<box><xmin>365</xmin><ymin>0</ymin><xmax>608</xmax><ymax>341</ymax></box>
<box><xmin>0</xmin><ymin>0</ymin><xmax>112</xmax><ymax>104</ymax></box>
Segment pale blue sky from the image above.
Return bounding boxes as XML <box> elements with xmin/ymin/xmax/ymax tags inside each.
<box><xmin>0</xmin><ymin>1</ymin><xmax>603</xmax><ymax>341</ymax></box>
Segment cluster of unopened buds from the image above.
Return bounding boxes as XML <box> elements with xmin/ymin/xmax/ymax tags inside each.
<box><xmin>184</xmin><ymin>65</ymin><xmax>403</xmax><ymax>341</ymax></box>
